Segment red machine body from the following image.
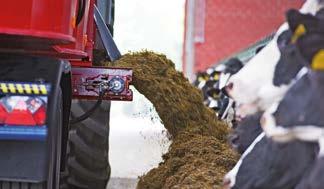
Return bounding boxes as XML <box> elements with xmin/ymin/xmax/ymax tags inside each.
<box><xmin>0</xmin><ymin>0</ymin><xmax>90</xmax><ymax>60</ymax></box>
<box><xmin>0</xmin><ymin>1</ymin><xmax>126</xmax><ymax>187</ymax></box>
<box><xmin>0</xmin><ymin>0</ymin><xmax>132</xmax><ymax>101</ymax></box>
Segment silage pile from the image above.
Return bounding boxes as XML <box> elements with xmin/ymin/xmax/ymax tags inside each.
<box><xmin>105</xmin><ymin>51</ymin><xmax>238</xmax><ymax>188</ymax></box>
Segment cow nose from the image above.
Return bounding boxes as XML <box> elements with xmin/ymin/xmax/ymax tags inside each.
<box><xmin>227</xmin><ymin>82</ymin><xmax>234</xmax><ymax>90</ymax></box>
<box><xmin>225</xmin><ymin>82</ymin><xmax>234</xmax><ymax>97</ymax></box>
<box><xmin>223</xmin><ymin>178</ymin><xmax>231</xmax><ymax>189</ymax></box>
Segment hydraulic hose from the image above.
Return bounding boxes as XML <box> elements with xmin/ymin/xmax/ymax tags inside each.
<box><xmin>69</xmin><ymin>90</ymin><xmax>105</xmax><ymax>125</ymax></box>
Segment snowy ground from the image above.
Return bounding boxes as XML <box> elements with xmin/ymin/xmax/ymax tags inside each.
<box><xmin>107</xmin><ymin>0</ymin><xmax>185</xmax><ymax>188</ymax></box>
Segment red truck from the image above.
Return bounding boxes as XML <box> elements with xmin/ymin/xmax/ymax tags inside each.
<box><xmin>0</xmin><ymin>0</ymin><xmax>131</xmax><ymax>188</ymax></box>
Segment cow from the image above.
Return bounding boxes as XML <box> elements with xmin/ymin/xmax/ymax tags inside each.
<box><xmin>228</xmin><ymin>112</ymin><xmax>263</xmax><ymax>154</ymax></box>
<box><xmin>223</xmin><ymin>133</ymin><xmax>317</xmax><ymax>189</ymax></box>
<box><xmin>234</xmin><ymin>27</ymin><xmax>307</xmax><ymax>118</ymax></box>
<box><xmin>205</xmin><ymin>58</ymin><xmax>244</xmax><ymax>124</ymax></box>
<box><xmin>225</xmin><ymin>0</ymin><xmax>324</xmax><ymax>116</ymax></box>
<box><xmin>294</xmin><ymin>135</ymin><xmax>324</xmax><ymax>189</ymax></box>
<box><xmin>261</xmin><ymin>32</ymin><xmax>324</xmax><ymax>144</ymax></box>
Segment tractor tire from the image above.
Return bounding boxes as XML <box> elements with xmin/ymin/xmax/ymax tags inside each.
<box><xmin>62</xmin><ymin>100</ymin><xmax>111</xmax><ymax>189</ymax></box>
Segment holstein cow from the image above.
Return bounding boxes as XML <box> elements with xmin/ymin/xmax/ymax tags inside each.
<box><xmin>223</xmin><ymin>133</ymin><xmax>317</xmax><ymax>189</ymax></box>
<box><xmin>224</xmin><ymin>9</ymin><xmax>324</xmax><ymax>189</ymax></box>
<box><xmin>206</xmin><ymin>58</ymin><xmax>243</xmax><ymax>124</ymax></box>
<box><xmin>228</xmin><ymin>112</ymin><xmax>263</xmax><ymax>154</ymax></box>
<box><xmin>261</xmin><ymin>30</ymin><xmax>324</xmax><ymax>144</ymax></box>
<box><xmin>272</xmin><ymin>8</ymin><xmax>324</xmax><ymax>86</ymax></box>
<box><xmin>258</xmin><ymin>12</ymin><xmax>324</xmax><ymax>188</ymax></box>
<box><xmin>225</xmin><ymin>0</ymin><xmax>324</xmax><ymax>116</ymax></box>
<box><xmin>234</xmin><ymin>27</ymin><xmax>307</xmax><ymax>117</ymax></box>
<box><xmin>258</xmin><ymin>17</ymin><xmax>324</xmax><ymax>189</ymax></box>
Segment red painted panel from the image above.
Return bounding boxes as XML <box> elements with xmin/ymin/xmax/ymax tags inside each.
<box><xmin>0</xmin><ymin>0</ymin><xmax>77</xmax><ymax>43</ymax></box>
<box><xmin>185</xmin><ymin>0</ymin><xmax>304</xmax><ymax>73</ymax></box>
<box><xmin>0</xmin><ymin>0</ymin><xmax>96</xmax><ymax>62</ymax></box>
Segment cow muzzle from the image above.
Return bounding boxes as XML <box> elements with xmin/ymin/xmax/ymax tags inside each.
<box><xmin>223</xmin><ymin>178</ymin><xmax>232</xmax><ymax>189</ymax></box>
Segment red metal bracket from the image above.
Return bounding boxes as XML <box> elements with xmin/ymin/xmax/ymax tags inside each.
<box><xmin>71</xmin><ymin>66</ymin><xmax>133</xmax><ymax>101</ymax></box>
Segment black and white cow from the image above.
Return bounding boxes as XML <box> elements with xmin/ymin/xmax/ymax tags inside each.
<box><xmin>204</xmin><ymin>58</ymin><xmax>243</xmax><ymax>124</ymax></box>
<box><xmin>234</xmin><ymin>27</ymin><xmax>308</xmax><ymax>117</ymax></box>
<box><xmin>258</xmin><ymin>13</ymin><xmax>324</xmax><ymax>189</ymax></box>
<box><xmin>225</xmin><ymin>0</ymin><xmax>324</xmax><ymax>116</ymax></box>
<box><xmin>224</xmin><ymin>8</ymin><xmax>324</xmax><ymax>189</ymax></box>
<box><xmin>223</xmin><ymin>133</ymin><xmax>317</xmax><ymax>189</ymax></box>
<box><xmin>228</xmin><ymin>112</ymin><xmax>263</xmax><ymax>154</ymax></box>
<box><xmin>261</xmin><ymin>31</ymin><xmax>324</xmax><ymax>144</ymax></box>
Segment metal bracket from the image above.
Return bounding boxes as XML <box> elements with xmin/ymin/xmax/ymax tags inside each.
<box><xmin>94</xmin><ymin>4</ymin><xmax>121</xmax><ymax>61</ymax></box>
<box><xmin>71</xmin><ymin>66</ymin><xmax>133</xmax><ymax>101</ymax></box>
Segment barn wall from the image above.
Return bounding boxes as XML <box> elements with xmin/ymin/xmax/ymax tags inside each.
<box><xmin>183</xmin><ymin>0</ymin><xmax>304</xmax><ymax>80</ymax></box>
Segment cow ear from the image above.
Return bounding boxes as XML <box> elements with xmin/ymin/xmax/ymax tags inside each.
<box><xmin>286</xmin><ymin>9</ymin><xmax>317</xmax><ymax>43</ymax></box>
<box><xmin>286</xmin><ymin>9</ymin><xmax>305</xmax><ymax>32</ymax></box>
<box><xmin>286</xmin><ymin>10</ymin><xmax>307</xmax><ymax>43</ymax></box>
<box><xmin>311</xmin><ymin>50</ymin><xmax>324</xmax><ymax>71</ymax></box>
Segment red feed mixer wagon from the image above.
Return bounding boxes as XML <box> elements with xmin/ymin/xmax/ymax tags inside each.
<box><xmin>0</xmin><ymin>1</ymin><xmax>132</xmax><ymax>189</ymax></box>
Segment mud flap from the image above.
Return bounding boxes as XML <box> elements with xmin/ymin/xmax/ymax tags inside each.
<box><xmin>0</xmin><ymin>53</ymin><xmax>71</xmax><ymax>189</ymax></box>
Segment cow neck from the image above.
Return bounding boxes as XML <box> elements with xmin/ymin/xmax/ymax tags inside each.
<box><xmin>309</xmin><ymin>70</ymin><xmax>324</xmax><ymax>89</ymax></box>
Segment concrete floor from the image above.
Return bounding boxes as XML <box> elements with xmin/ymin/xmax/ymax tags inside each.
<box><xmin>107</xmin><ymin>178</ymin><xmax>138</xmax><ymax>189</ymax></box>
<box><xmin>109</xmin><ymin>90</ymin><xmax>171</xmax><ymax>182</ymax></box>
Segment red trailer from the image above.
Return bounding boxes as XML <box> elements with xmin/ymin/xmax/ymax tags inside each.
<box><xmin>0</xmin><ymin>1</ymin><xmax>130</xmax><ymax>189</ymax></box>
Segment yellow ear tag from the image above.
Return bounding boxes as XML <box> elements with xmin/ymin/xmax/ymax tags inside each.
<box><xmin>213</xmin><ymin>74</ymin><xmax>219</xmax><ymax>80</ymax></box>
<box><xmin>213</xmin><ymin>93</ymin><xmax>219</xmax><ymax>99</ymax></box>
<box><xmin>291</xmin><ymin>24</ymin><xmax>306</xmax><ymax>43</ymax></box>
<box><xmin>312</xmin><ymin>50</ymin><xmax>324</xmax><ymax>70</ymax></box>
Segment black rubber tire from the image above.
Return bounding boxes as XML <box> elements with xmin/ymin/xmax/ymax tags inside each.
<box><xmin>62</xmin><ymin>100</ymin><xmax>111</xmax><ymax>189</ymax></box>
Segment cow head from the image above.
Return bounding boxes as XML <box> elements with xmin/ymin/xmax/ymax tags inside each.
<box><xmin>219</xmin><ymin>58</ymin><xmax>244</xmax><ymax>91</ymax></box>
<box><xmin>273</xmin><ymin>30</ymin><xmax>305</xmax><ymax>86</ymax></box>
<box><xmin>228</xmin><ymin>112</ymin><xmax>263</xmax><ymax>154</ymax></box>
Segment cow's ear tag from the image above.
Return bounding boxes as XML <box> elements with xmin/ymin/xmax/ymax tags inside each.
<box><xmin>291</xmin><ymin>24</ymin><xmax>306</xmax><ymax>43</ymax></box>
<box><xmin>312</xmin><ymin>50</ymin><xmax>324</xmax><ymax>70</ymax></box>
<box><xmin>213</xmin><ymin>74</ymin><xmax>219</xmax><ymax>80</ymax></box>
<box><xmin>198</xmin><ymin>76</ymin><xmax>204</xmax><ymax>82</ymax></box>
